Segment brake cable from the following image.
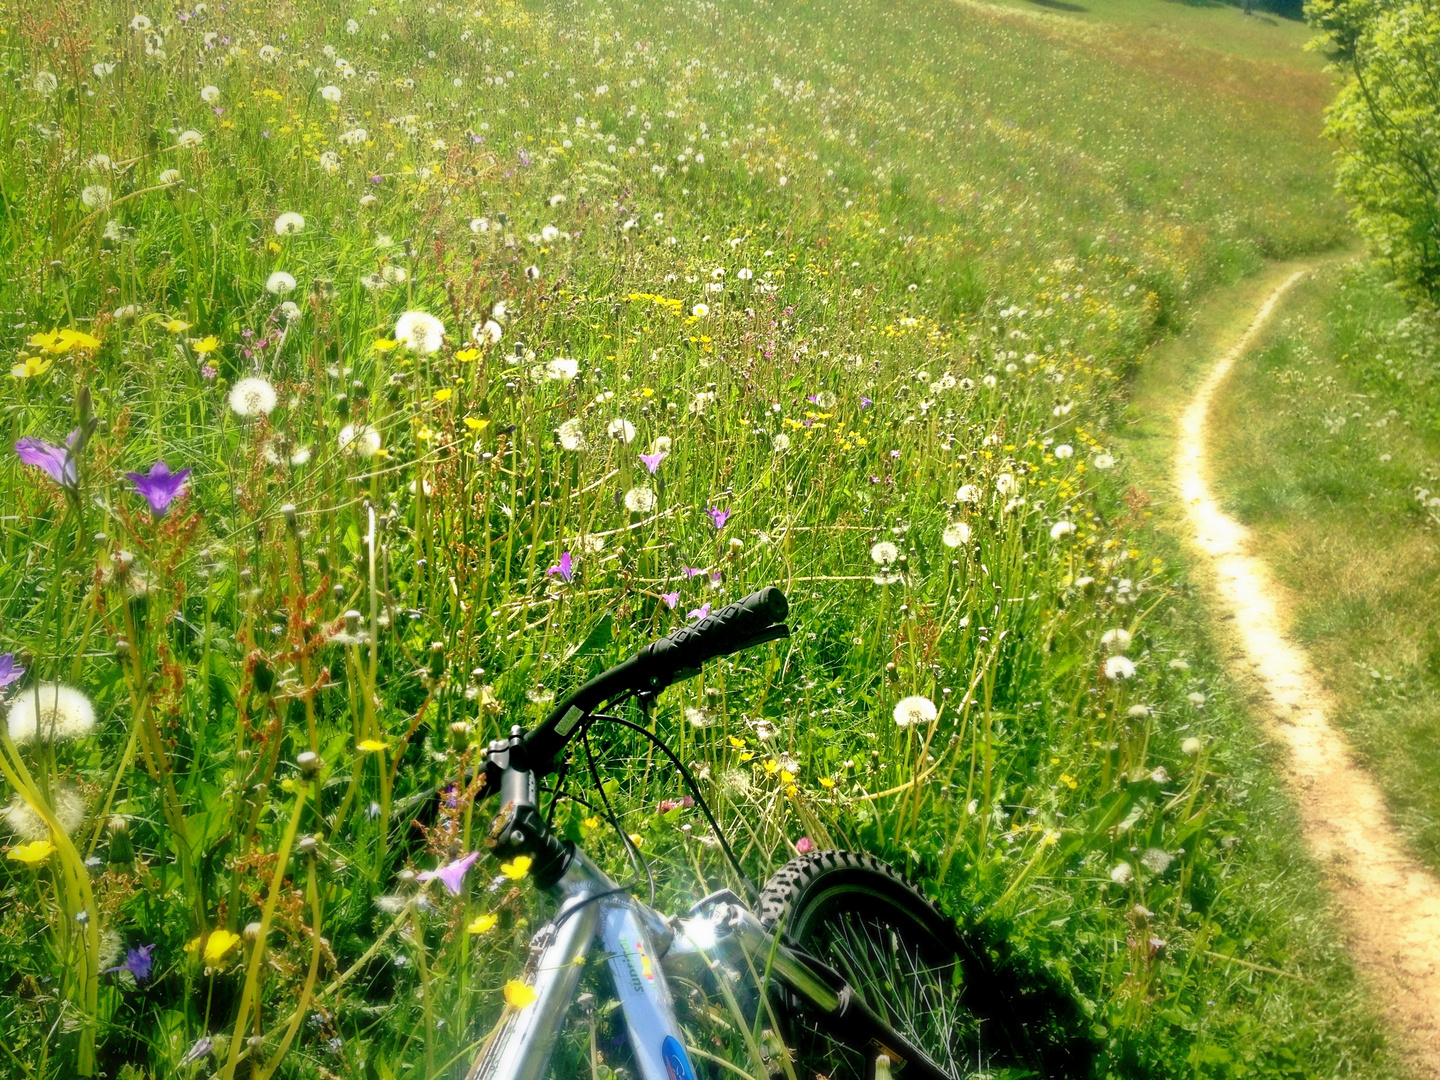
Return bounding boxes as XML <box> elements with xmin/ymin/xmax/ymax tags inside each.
<box><xmin>582</xmin><ymin>724</ymin><xmax>657</xmax><ymax>908</ymax></box>
<box><xmin>593</xmin><ymin>713</ymin><xmax>757</xmax><ymax>903</ymax></box>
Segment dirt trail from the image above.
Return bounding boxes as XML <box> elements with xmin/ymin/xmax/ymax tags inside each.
<box><xmin>1179</xmin><ymin>268</ymin><xmax>1440</xmax><ymax>1076</ymax></box>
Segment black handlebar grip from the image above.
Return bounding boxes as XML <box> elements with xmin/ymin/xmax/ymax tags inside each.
<box><xmin>637</xmin><ymin>586</ymin><xmax>789</xmax><ymax>683</ymax></box>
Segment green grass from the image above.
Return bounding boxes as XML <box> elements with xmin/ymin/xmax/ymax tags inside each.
<box><xmin>0</xmin><ymin>0</ymin><xmax>1397</xmax><ymax>1077</ymax></box>
<box><xmin>1209</xmin><ymin>261</ymin><xmax>1440</xmax><ymax>871</ymax></box>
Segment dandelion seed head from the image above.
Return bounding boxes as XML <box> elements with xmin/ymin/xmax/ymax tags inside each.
<box><xmin>338</xmin><ymin>424</ymin><xmax>381</xmax><ymax>458</ymax></box>
<box><xmin>229</xmin><ymin>377</ymin><xmax>277</xmax><ymax>418</ymax></box>
<box><xmin>624</xmin><ymin>486</ymin><xmax>657</xmax><ymax>513</ymax></box>
<box><xmin>7</xmin><ymin>684</ymin><xmax>97</xmax><ymax>744</ymax></box>
<box><xmin>893</xmin><ymin>695</ymin><xmax>937</xmax><ymax>728</ymax></box>
<box><xmin>942</xmin><ymin>521</ymin><xmax>971</xmax><ymax>547</ymax></box>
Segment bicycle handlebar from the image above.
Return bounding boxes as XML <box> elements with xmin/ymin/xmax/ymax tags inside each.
<box><xmin>512</xmin><ymin>586</ymin><xmax>790</xmax><ymax>777</ymax></box>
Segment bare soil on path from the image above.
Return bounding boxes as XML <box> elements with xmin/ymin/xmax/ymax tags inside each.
<box><xmin>1176</xmin><ymin>264</ymin><xmax>1440</xmax><ymax>1077</ymax></box>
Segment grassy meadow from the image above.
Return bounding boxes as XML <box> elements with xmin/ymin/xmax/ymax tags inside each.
<box><xmin>1210</xmin><ymin>263</ymin><xmax>1440</xmax><ymax>873</ymax></box>
<box><xmin>0</xmin><ymin>0</ymin><xmax>1393</xmax><ymax>1077</ymax></box>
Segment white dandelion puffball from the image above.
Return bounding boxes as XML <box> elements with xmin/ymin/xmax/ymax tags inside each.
<box><xmin>159</xmin><ymin>169</ymin><xmax>182</xmax><ymax>186</ymax></box>
<box><xmin>266</xmin><ymin>271</ymin><xmax>296</xmax><ymax>295</ymax></box>
<box><xmin>7</xmin><ymin>684</ymin><xmax>97</xmax><ymax>744</ymax></box>
<box><xmin>381</xmin><ymin>265</ymin><xmax>408</xmax><ymax>285</ymax></box>
<box><xmin>274</xmin><ymin>212</ymin><xmax>306</xmax><ymax>236</ymax></box>
<box><xmin>1141</xmin><ymin>848</ymin><xmax>1173</xmax><ymax>875</ymax></box>
<box><xmin>176</xmin><ymin>130</ymin><xmax>204</xmax><ymax>149</ymax></box>
<box><xmin>942</xmin><ymin>521</ymin><xmax>971</xmax><ymax>548</ymax></box>
<box><xmin>607</xmin><ymin>418</ymin><xmax>637</xmax><ymax>444</ymax></box>
<box><xmin>470</xmin><ymin>217</ymin><xmax>490</xmax><ymax>233</ymax></box>
<box><xmin>1109</xmin><ymin>862</ymin><xmax>1134</xmax><ymax>885</ymax></box>
<box><xmin>130</xmin><ymin>14</ymin><xmax>152</xmax><ymax>31</ymax></box>
<box><xmin>772</xmin><ymin>432</ymin><xmax>791</xmax><ymax>453</ymax></box>
<box><xmin>624</xmin><ymin>486</ymin><xmax>657</xmax><ymax>513</ymax></box>
<box><xmin>4</xmin><ymin>788</ymin><xmax>86</xmax><ymax>841</ymax></box>
<box><xmin>259</xmin><ymin>44</ymin><xmax>279</xmax><ymax>62</ymax></box>
<box><xmin>319</xmin><ymin>151</ymin><xmax>341</xmax><ymax>175</ymax></box>
<box><xmin>1050</xmin><ymin>520</ymin><xmax>1076</xmax><ymax>540</ymax></box>
<box><xmin>1169</xmin><ymin>659</ymin><xmax>1190</xmax><ymax>671</ymax></box>
<box><xmin>1101</xmin><ymin>628</ymin><xmax>1132</xmax><ymax>654</ymax></box>
<box><xmin>81</xmin><ymin>184</ymin><xmax>111</xmax><ymax>209</ymax></box>
<box><xmin>281</xmin><ymin>301</ymin><xmax>301</xmax><ymax>321</ymax></box>
<box><xmin>1104</xmin><ymin>655</ymin><xmax>1137</xmax><ymax>681</ymax></box>
<box><xmin>320</xmin><ymin>84</ymin><xmax>343</xmax><ymax>103</ymax></box>
<box><xmin>1054</xmin><ymin>444</ymin><xmax>1074</xmax><ymax>459</ymax></box>
<box><xmin>692</xmin><ymin>303</ymin><xmax>709</xmax><ymax>318</ymax></box>
<box><xmin>476</xmin><ymin>319</ymin><xmax>503</xmax><ymax>345</ymax></box>
<box><xmin>1182</xmin><ymin>737</ymin><xmax>1203</xmax><ymax>757</ymax></box>
<box><xmin>545</xmin><ymin>357</ymin><xmax>578</xmax><ymax>381</ymax></box>
<box><xmin>338</xmin><ymin>423</ymin><xmax>382</xmax><ymax>458</ymax></box>
<box><xmin>541</xmin><ymin>225</ymin><xmax>560</xmax><ymax>242</ymax></box>
<box><xmin>340</xmin><ymin>127</ymin><xmax>368</xmax><ymax>145</ymax></box>
<box><xmin>870</xmin><ymin>541</ymin><xmax>899</xmax><ymax>566</ymax></box>
<box><xmin>956</xmin><ymin>484</ymin><xmax>980</xmax><ymax>504</ymax></box>
<box><xmin>395</xmin><ymin>311</ymin><xmax>445</xmax><ymax>355</ymax></box>
<box><xmin>229</xmin><ymin>377</ymin><xmax>278</xmax><ymax>418</ymax></box>
<box><xmin>1188</xmin><ymin>692</ymin><xmax>1207</xmax><ymax>707</ymax></box>
<box><xmin>556</xmin><ymin>418</ymin><xmax>587</xmax><ymax>452</ymax></box>
<box><xmin>33</xmin><ymin>71</ymin><xmax>58</xmax><ymax>95</ymax></box>
<box><xmin>1093</xmin><ymin>453</ymin><xmax>1116</xmax><ymax>470</ymax></box>
<box><xmin>995</xmin><ymin>472</ymin><xmax>1016</xmax><ymax>496</ymax></box>
<box><xmin>200</xmin><ymin>85</ymin><xmax>221</xmax><ymax>103</ymax></box>
<box><xmin>893</xmin><ymin>695</ymin><xmax>937</xmax><ymax>728</ymax></box>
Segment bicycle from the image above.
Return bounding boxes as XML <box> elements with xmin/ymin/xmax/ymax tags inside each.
<box><xmin>463</xmin><ymin>586</ymin><xmax>1089</xmax><ymax>1080</ymax></box>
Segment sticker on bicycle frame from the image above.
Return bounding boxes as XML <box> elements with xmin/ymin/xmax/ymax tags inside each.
<box><xmin>661</xmin><ymin>1036</ymin><xmax>696</xmax><ymax>1080</ymax></box>
<box><xmin>554</xmin><ymin>704</ymin><xmax>585</xmax><ymax>736</ymax></box>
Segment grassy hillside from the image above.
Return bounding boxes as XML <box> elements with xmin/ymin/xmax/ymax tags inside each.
<box><xmin>1210</xmin><ymin>263</ymin><xmax>1440</xmax><ymax>874</ymax></box>
<box><xmin>0</xmin><ymin>0</ymin><xmax>1387</xmax><ymax>1077</ymax></box>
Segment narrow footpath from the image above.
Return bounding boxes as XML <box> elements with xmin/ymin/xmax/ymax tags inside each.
<box><xmin>1177</xmin><ymin>267</ymin><xmax>1440</xmax><ymax>1077</ymax></box>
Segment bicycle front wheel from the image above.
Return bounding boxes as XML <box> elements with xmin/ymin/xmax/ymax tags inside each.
<box><xmin>758</xmin><ymin>850</ymin><xmax>1092</xmax><ymax>1080</ymax></box>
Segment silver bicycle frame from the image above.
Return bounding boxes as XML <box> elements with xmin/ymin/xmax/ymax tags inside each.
<box><xmin>466</xmin><ymin>846</ymin><xmax>703</xmax><ymax>1080</ymax></box>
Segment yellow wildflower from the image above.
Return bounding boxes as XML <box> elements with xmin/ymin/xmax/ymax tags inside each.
<box><xmin>463</xmin><ymin>417</ymin><xmax>489</xmax><ymax>431</ymax></box>
<box><xmin>203</xmin><ymin>929</ymin><xmax>241</xmax><ymax>964</ymax></box>
<box><xmin>191</xmin><ymin>336</ymin><xmax>220</xmax><ymax>355</ymax></box>
<box><xmin>11</xmin><ymin>356</ymin><xmax>54</xmax><ymax>379</ymax></box>
<box><xmin>373</xmin><ymin>338</ymin><xmax>399</xmax><ymax>352</ymax></box>
<box><xmin>500</xmin><ymin>855</ymin><xmax>532</xmax><ymax>880</ymax></box>
<box><xmin>7</xmin><ymin>839</ymin><xmax>55</xmax><ymax>864</ymax></box>
<box><xmin>454</xmin><ymin>348</ymin><xmax>479</xmax><ymax>362</ymax></box>
<box><xmin>162</xmin><ymin>318</ymin><xmax>192</xmax><ymax>334</ymax></box>
<box><xmin>467</xmin><ymin>913</ymin><xmax>499</xmax><ymax>934</ymax></box>
<box><xmin>357</xmin><ymin>739</ymin><xmax>390</xmax><ymax>753</ymax></box>
<box><xmin>58</xmin><ymin>329</ymin><xmax>101</xmax><ymax>351</ymax></box>
<box><xmin>433</xmin><ymin>388</ymin><xmax>453</xmax><ymax>403</ymax></box>
<box><xmin>503</xmin><ymin>980</ymin><xmax>538</xmax><ymax>1008</ymax></box>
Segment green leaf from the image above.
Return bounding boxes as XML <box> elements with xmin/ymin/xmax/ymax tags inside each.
<box><xmin>565</xmin><ymin>611</ymin><xmax>614</xmax><ymax>661</ymax></box>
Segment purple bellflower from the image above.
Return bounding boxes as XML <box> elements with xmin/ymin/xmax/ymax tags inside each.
<box><xmin>638</xmin><ymin>452</ymin><xmax>666</xmax><ymax>475</ymax></box>
<box><xmin>688</xmin><ymin>603</ymin><xmax>712</xmax><ymax>622</ymax></box>
<box><xmin>107</xmin><ymin>944</ymin><xmax>156</xmax><ymax>983</ymax></box>
<box><xmin>418</xmin><ymin>851</ymin><xmax>479</xmax><ymax>895</ymax></box>
<box><xmin>660</xmin><ymin>592</ymin><xmax>680</xmax><ymax>610</ymax></box>
<box><xmin>705</xmin><ymin>508</ymin><xmax>730</xmax><ymax>530</ymax></box>
<box><xmin>180</xmin><ymin>1037</ymin><xmax>214</xmax><ymax>1066</ymax></box>
<box><xmin>0</xmin><ymin>653</ymin><xmax>24</xmax><ymax>691</ymax></box>
<box><xmin>546</xmin><ymin>551</ymin><xmax>574</xmax><ymax>583</ymax></box>
<box><xmin>681</xmin><ymin>566</ymin><xmax>706</xmax><ymax>579</ymax></box>
<box><xmin>125</xmin><ymin>461</ymin><xmax>191</xmax><ymax>517</ymax></box>
<box><xmin>15</xmin><ymin>430</ymin><xmax>79</xmax><ymax>489</ymax></box>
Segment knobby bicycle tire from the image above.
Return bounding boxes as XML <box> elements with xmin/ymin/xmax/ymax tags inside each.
<box><xmin>757</xmin><ymin>850</ymin><xmax>1096</xmax><ymax>1080</ymax></box>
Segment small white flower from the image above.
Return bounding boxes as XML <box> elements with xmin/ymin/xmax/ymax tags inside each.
<box><xmin>1141</xmin><ymin>848</ymin><xmax>1173</xmax><ymax>875</ymax></box>
<box><xmin>545</xmin><ymin>357</ymin><xmax>578</xmax><ymax>381</ymax></box>
<box><xmin>280</xmin><ymin>301</ymin><xmax>301</xmax><ymax>321</ymax></box>
<box><xmin>320</xmin><ymin>85</ymin><xmax>343</xmax><ymax>103</ymax></box>
<box><xmin>1101</xmin><ymin>628</ymin><xmax>1132</xmax><ymax>654</ymax></box>
<box><xmin>176</xmin><ymin>130</ymin><xmax>204</xmax><ymax>149</ymax></box>
<box><xmin>691</xmin><ymin>303</ymin><xmax>709</xmax><ymax>318</ymax></box>
<box><xmin>623</xmin><ymin>486</ymin><xmax>657</xmax><ymax>513</ymax></box>
<box><xmin>266</xmin><ymin>271</ymin><xmax>296</xmax><ymax>295</ymax></box>
<box><xmin>556</xmin><ymin>418</ymin><xmax>587</xmax><ymax>452</ymax></box>
<box><xmin>1054</xmin><ymin>444</ymin><xmax>1074</xmax><ymax>459</ymax></box>
<box><xmin>1104</xmin><ymin>655</ymin><xmax>1136</xmax><ymax>681</ymax></box>
<box><xmin>200</xmin><ymin>85</ymin><xmax>221</xmax><ymax>103</ymax></box>
<box><xmin>870</xmin><ymin>541</ymin><xmax>899</xmax><ymax>566</ymax></box>
<box><xmin>8</xmin><ymin>684</ymin><xmax>97</xmax><ymax>744</ymax></box>
<box><xmin>1050</xmin><ymin>520</ymin><xmax>1076</xmax><ymax>540</ymax></box>
<box><xmin>1109</xmin><ymin>862</ymin><xmax>1133</xmax><ymax>885</ymax></box>
<box><xmin>394</xmin><ymin>311</ymin><xmax>445</xmax><ymax>355</ymax></box>
<box><xmin>892</xmin><ymin>695</ymin><xmax>937</xmax><ymax>728</ymax></box>
<box><xmin>942</xmin><ymin>521</ymin><xmax>971</xmax><ymax>548</ymax></box>
<box><xmin>338</xmin><ymin>424</ymin><xmax>382</xmax><ymax>458</ymax></box>
<box><xmin>1187</xmin><ymin>692</ymin><xmax>1206</xmax><ymax>707</ymax></box>
<box><xmin>229</xmin><ymin>377</ymin><xmax>277</xmax><ymax>418</ymax></box>
<box><xmin>274</xmin><ymin>212</ymin><xmax>305</xmax><ymax>235</ymax></box>
<box><xmin>81</xmin><ymin>184</ymin><xmax>111</xmax><ymax>209</ymax></box>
